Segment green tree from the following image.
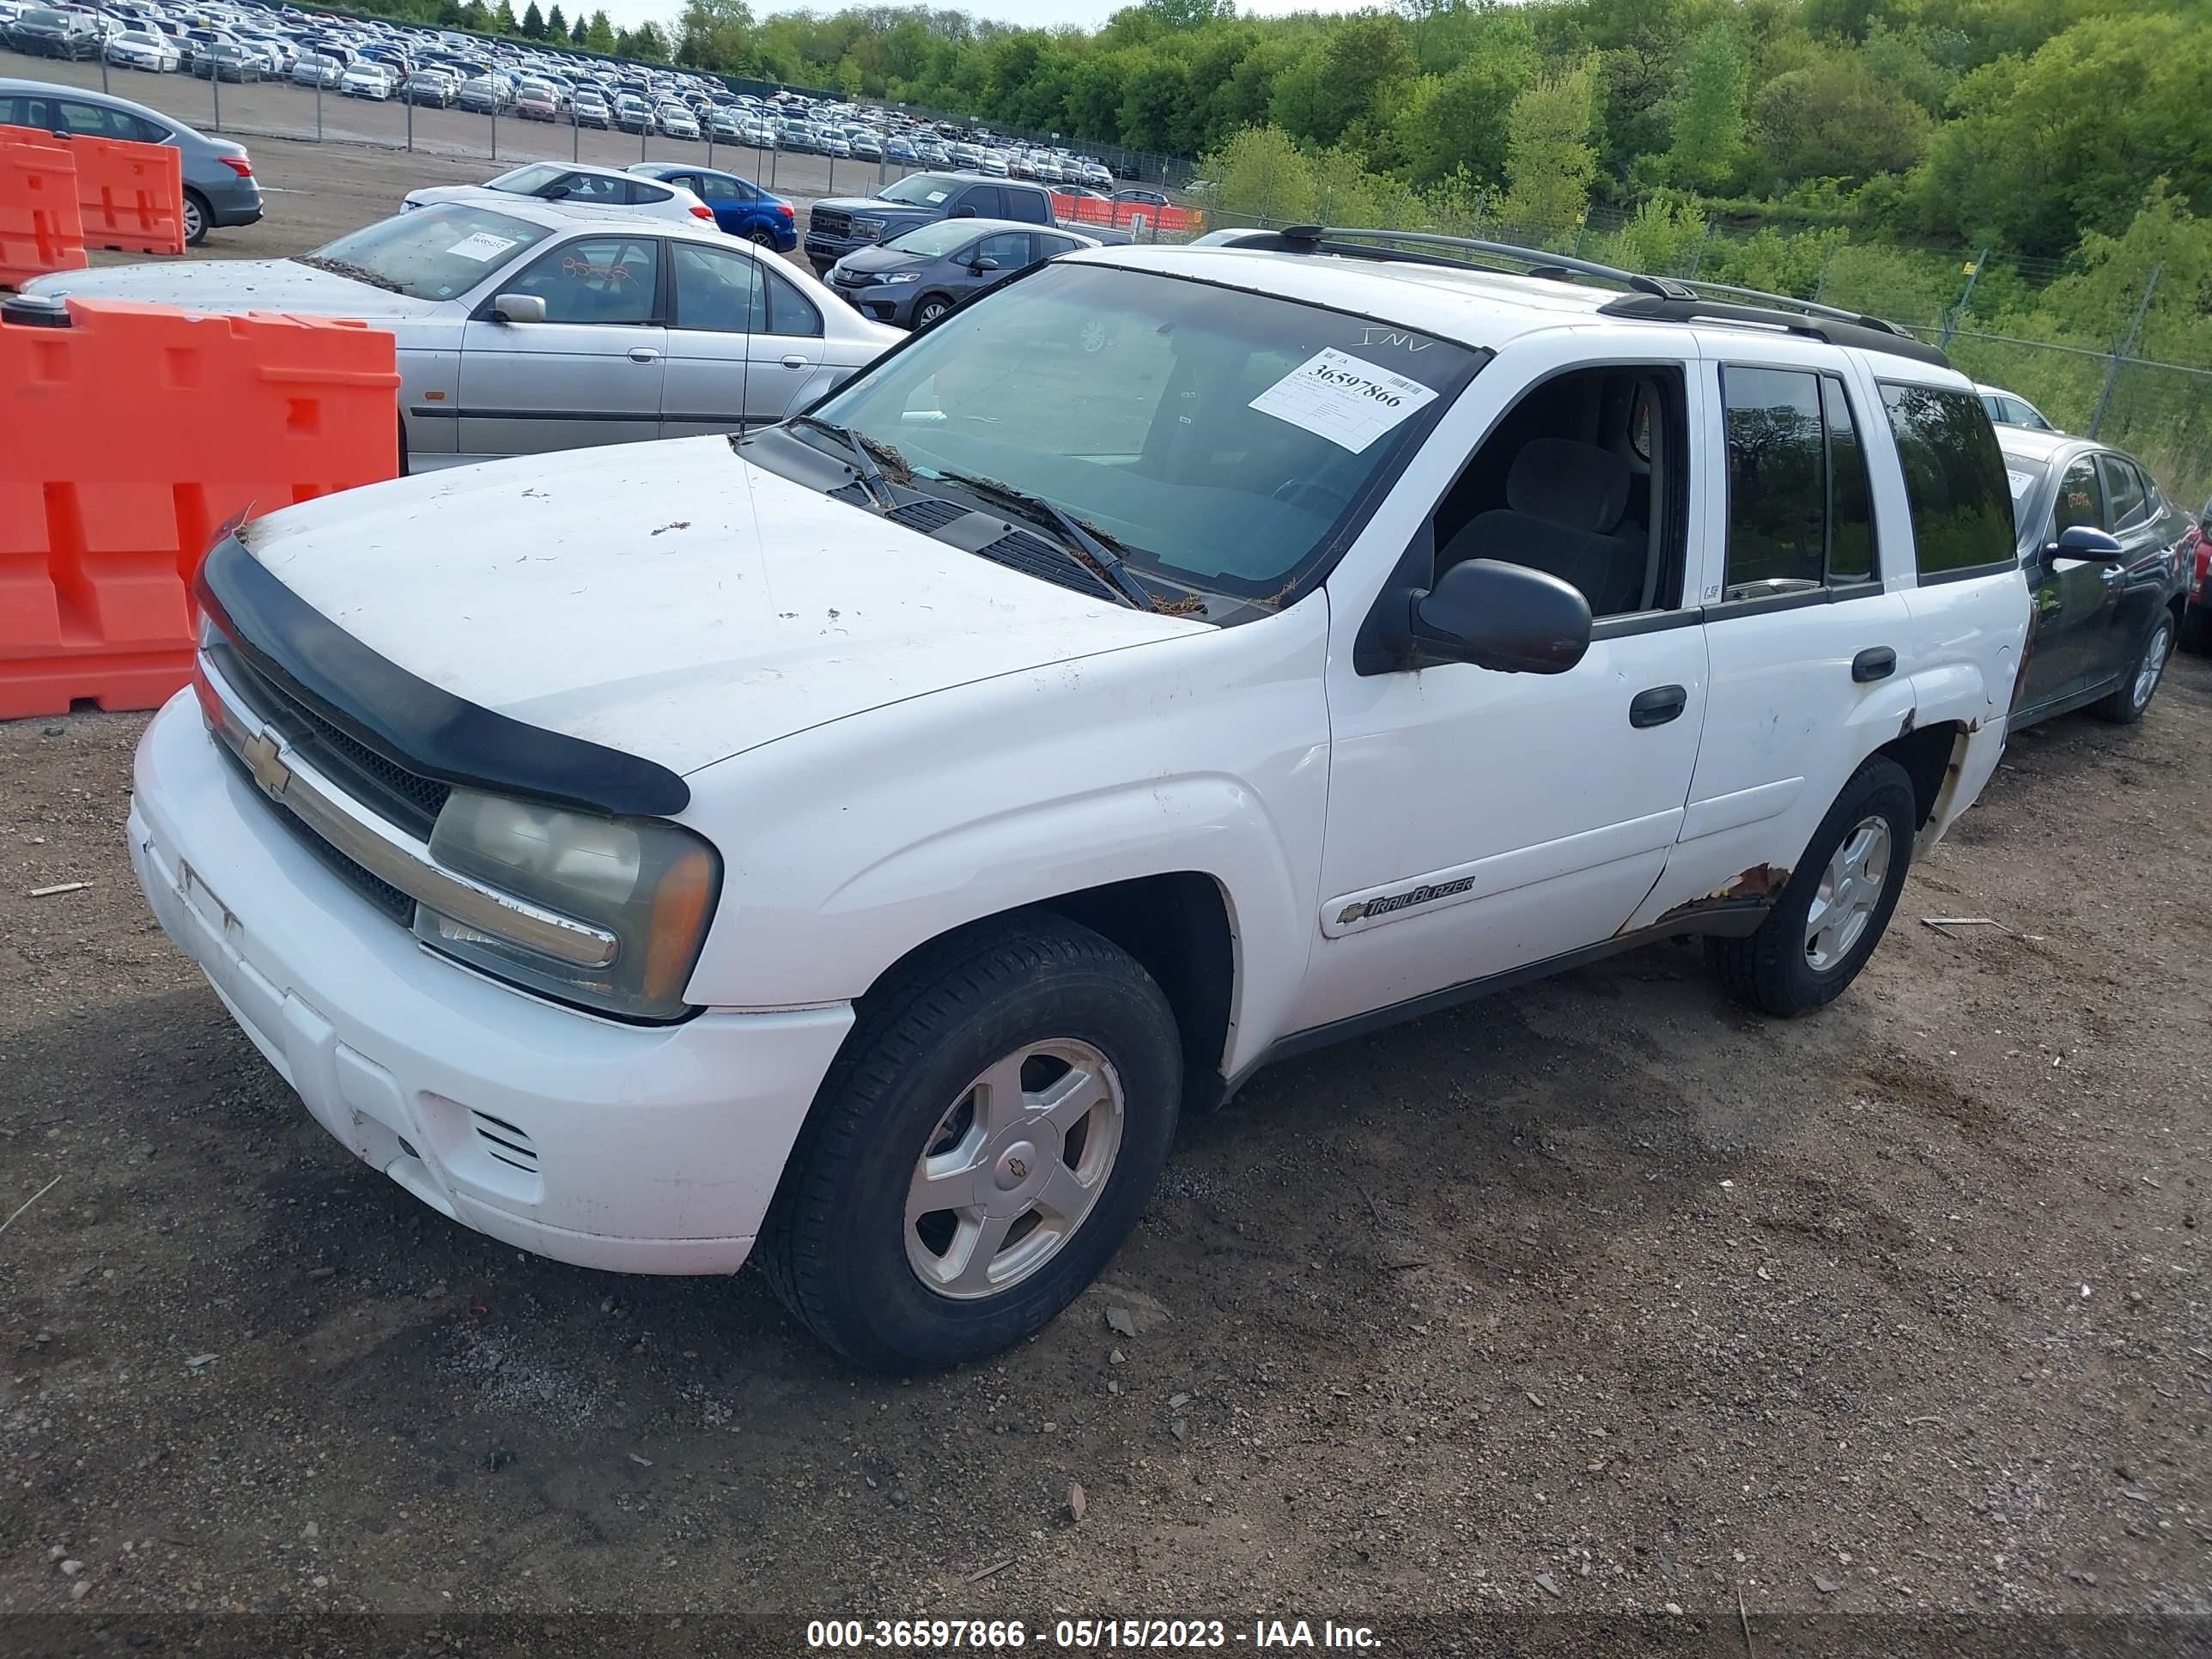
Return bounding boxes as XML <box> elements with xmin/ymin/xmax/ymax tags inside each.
<box><xmin>1200</xmin><ymin>124</ymin><xmax>1317</xmax><ymax>224</ymax></box>
<box><xmin>1306</xmin><ymin>14</ymin><xmax>1416</xmax><ymax>147</ymax></box>
<box><xmin>631</xmin><ymin>21</ymin><xmax>671</xmax><ymax>62</ymax></box>
<box><xmin>490</xmin><ymin>0</ymin><xmax>517</xmax><ymax>34</ymax></box>
<box><xmin>1750</xmin><ymin>46</ymin><xmax>1931</xmax><ymax>193</ymax></box>
<box><xmin>1607</xmin><ymin>197</ymin><xmax>1709</xmax><ymax>278</ymax></box>
<box><xmin>1388</xmin><ymin>46</ymin><xmax>1534</xmax><ymax>190</ymax></box>
<box><xmin>572</xmin><ymin>14</ymin><xmax>590</xmax><ymax>46</ymax></box>
<box><xmin>1499</xmin><ymin>56</ymin><xmax>1600</xmax><ymax>241</ymax></box>
<box><xmin>546</xmin><ymin>3</ymin><xmax>565</xmax><ymax>38</ymax></box>
<box><xmin>520</xmin><ymin>1</ymin><xmax>544</xmax><ymax>39</ymax></box>
<box><xmin>677</xmin><ymin>0</ymin><xmax>751</xmax><ymax>71</ymax></box>
<box><xmin>1664</xmin><ymin>22</ymin><xmax>1747</xmax><ymax>191</ymax></box>
<box><xmin>584</xmin><ymin>9</ymin><xmax>614</xmax><ymax>53</ymax></box>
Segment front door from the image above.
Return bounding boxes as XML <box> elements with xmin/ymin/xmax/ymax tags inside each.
<box><xmin>457</xmin><ymin>232</ymin><xmax>665</xmax><ymax>458</ymax></box>
<box><xmin>2018</xmin><ymin>453</ymin><xmax>2112</xmax><ymax>714</ymax></box>
<box><xmin>1293</xmin><ymin>347</ymin><xmax>1711</xmax><ymax>1036</ymax></box>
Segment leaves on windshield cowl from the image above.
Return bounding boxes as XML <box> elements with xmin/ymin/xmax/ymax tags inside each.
<box><xmin>293</xmin><ymin>255</ymin><xmax>406</xmax><ymax>295</ymax></box>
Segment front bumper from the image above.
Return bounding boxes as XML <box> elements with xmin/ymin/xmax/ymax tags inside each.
<box><xmin>830</xmin><ymin>277</ymin><xmax>913</xmax><ymax>325</ymax></box>
<box><xmin>128</xmin><ymin>690</ymin><xmax>854</xmax><ymax>1275</ymax></box>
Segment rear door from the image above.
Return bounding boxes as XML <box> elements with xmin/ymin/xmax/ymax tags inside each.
<box><xmin>660</xmin><ymin>240</ymin><xmax>824</xmax><ymax>435</ymax></box>
<box><xmin>1623</xmin><ymin>349</ymin><xmax>1916</xmax><ymax>932</ymax></box>
<box><xmin>2094</xmin><ymin>452</ymin><xmax>2176</xmax><ymax>687</ymax></box>
<box><xmin>457</xmin><ymin>231</ymin><xmax>665</xmax><ymax>458</ymax></box>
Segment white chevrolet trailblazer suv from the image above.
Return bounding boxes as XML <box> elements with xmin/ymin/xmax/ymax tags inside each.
<box><xmin>130</xmin><ymin>228</ymin><xmax>2031</xmax><ymax>1370</ymax></box>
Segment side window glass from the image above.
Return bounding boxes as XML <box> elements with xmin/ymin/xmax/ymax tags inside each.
<box><xmin>628</xmin><ymin>183</ymin><xmax>673</xmax><ymax>205</ymax></box>
<box><xmin>2052</xmin><ymin>459</ymin><xmax>2104</xmax><ymax>535</ymax></box>
<box><xmin>671</xmin><ymin>242</ymin><xmax>766</xmax><ymax>334</ymax></box>
<box><xmin>972</xmin><ymin>231</ymin><xmax>1029</xmax><ymax>268</ymax></box>
<box><xmin>2100</xmin><ymin>454</ymin><xmax>2147</xmax><ymax>530</ymax></box>
<box><xmin>960</xmin><ymin>185</ymin><xmax>1001</xmax><ymax>218</ymax></box>
<box><xmin>508</xmin><ymin>236</ymin><xmax>659</xmax><ymax>325</ymax></box>
<box><xmin>763</xmin><ymin>266</ymin><xmax>823</xmax><ymax>339</ymax></box>
<box><xmin>58</xmin><ymin>100</ymin><xmax>124</xmax><ymax>138</ymax></box>
<box><xmin>1878</xmin><ymin>382</ymin><xmax>2018</xmax><ymax>577</ymax></box>
<box><xmin>1822</xmin><ymin>375</ymin><xmax>1876</xmax><ymax>583</ymax></box>
<box><xmin>1721</xmin><ymin>366</ymin><xmax>1826</xmax><ymax>593</ymax></box>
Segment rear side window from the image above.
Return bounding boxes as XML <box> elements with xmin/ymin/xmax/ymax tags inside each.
<box><xmin>1718</xmin><ymin>366</ymin><xmax>1878</xmax><ymax>594</ymax></box>
<box><xmin>2099</xmin><ymin>454</ymin><xmax>2147</xmax><ymax>530</ymax></box>
<box><xmin>1879</xmin><ymin>383</ymin><xmax>2016</xmax><ymax>580</ymax></box>
<box><xmin>763</xmin><ymin>266</ymin><xmax>822</xmax><ymax>338</ymax></box>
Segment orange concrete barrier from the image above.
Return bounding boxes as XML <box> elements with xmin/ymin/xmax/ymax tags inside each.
<box><xmin>1</xmin><ymin>298</ymin><xmax>400</xmax><ymax>720</ymax></box>
<box><xmin>0</xmin><ymin>131</ymin><xmax>87</xmax><ymax>289</ymax></box>
<box><xmin>1052</xmin><ymin>191</ymin><xmax>1204</xmax><ymax>238</ymax></box>
<box><xmin>64</xmin><ymin>131</ymin><xmax>185</xmax><ymax>256</ymax></box>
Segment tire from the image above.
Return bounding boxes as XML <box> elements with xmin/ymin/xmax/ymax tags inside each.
<box><xmin>2092</xmin><ymin>611</ymin><xmax>2174</xmax><ymax>724</ymax></box>
<box><xmin>2183</xmin><ymin>602</ymin><xmax>2212</xmax><ymax>656</ymax></box>
<box><xmin>760</xmin><ymin>914</ymin><xmax>1183</xmax><ymax>1372</ymax></box>
<box><xmin>181</xmin><ymin>189</ymin><xmax>210</xmax><ymax>247</ymax></box>
<box><xmin>914</xmin><ymin>294</ymin><xmax>952</xmax><ymax>328</ymax></box>
<box><xmin>750</xmin><ymin>228</ymin><xmax>778</xmax><ymax>247</ymax></box>
<box><xmin>1705</xmin><ymin>756</ymin><xmax>1917</xmax><ymax>1018</ymax></box>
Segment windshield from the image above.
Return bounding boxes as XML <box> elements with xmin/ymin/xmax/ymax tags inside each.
<box><xmin>878</xmin><ymin>173</ymin><xmax>963</xmax><ymax>206</ymax></box>
<box><xmin>487</xmin><ymin>163</ymin><xmax>564</xmax><ymax>195</ymax></box>
<box><xmin>884</xmin><ymin>220</ymin><xmax>986</xmax><ymax>258</ymax></box>
<box><xmin>807</xmin><ymin>263</ymin><xmax>1481</xmax><ymax>603</ymax></box>
<box><xmin>302</xmin><ymin>204</ymin><xmax>550</xmax><ymax>301</ymax></box>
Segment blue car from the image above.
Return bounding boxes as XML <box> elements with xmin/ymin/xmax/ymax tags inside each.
<box><xmin>626</xmin><ymin>162</ymin><xmax>798</xmax><ymax>252</ymax></box>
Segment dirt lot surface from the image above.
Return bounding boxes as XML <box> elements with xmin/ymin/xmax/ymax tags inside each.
<box><xmin>3</xmin><ymin>641</ymin><xmax>2209</xmax><ymax>1641</ymax></box>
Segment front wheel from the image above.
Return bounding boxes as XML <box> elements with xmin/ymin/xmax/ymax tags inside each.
<box><xmin>2093</xmin><ymin>611</ymin><xmax>2174</xmax><ymax>724</ymax></box>
<box><xmin>759</xmin><ymin>915</ymin><xmax>1182</xmax><ymax>1372</ymax></box>
<box><xmin>1705</xmin><ymin>756</ymin><xmax>1917</xmax><ymax>1018</ymax></box>
<box><xmin>913</xmin><ymin>295</ymin><xmax>952</xmax><ymax>328</ymax></box>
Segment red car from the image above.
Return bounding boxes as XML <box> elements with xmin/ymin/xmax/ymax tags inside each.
<box><xmin>2181</xmin><ymin>507</ymin><xmax>2212</xmax><ymax>652</ymax></box>
<box><xmin>514</xmin><ymin>82</ymin><xmax>559</xmax><ymax>123</ymax></box>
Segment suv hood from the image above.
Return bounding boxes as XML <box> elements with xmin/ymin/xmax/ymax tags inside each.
<box><xmin>240</xmin><ymin>437</ymin><xmax>1211</xmax><ymax>775</ymax></box>
<box><xmin>817</xmin><ymin>195</ymin><xmax>926</xmax><ymax>218</ymax></box>
<box><xmin>23</xmin><ymin>258</ymin><xmax>441</xmax><ymax>320</ymax></box>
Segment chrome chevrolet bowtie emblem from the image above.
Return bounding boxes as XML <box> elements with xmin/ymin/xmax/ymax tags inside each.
<box><xmin>240</xmin><ymin>729</ymin><xmax>290</xmax><ymax>799</ymax></box>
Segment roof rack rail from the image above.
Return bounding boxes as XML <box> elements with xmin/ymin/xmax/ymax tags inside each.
<box><xmin>1190</xmin><ymin>222</ymin><xmax>1951</xmax><ymax>370</ymax></box>
<box><xmin>1199</xmin><ymin>223</ymin><xmax>1699</xmax><ymax>301</ymax></box>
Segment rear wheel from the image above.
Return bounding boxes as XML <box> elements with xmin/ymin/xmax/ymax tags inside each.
<box><xmin>180</xmin><ymin>189</ymin><xmax>209</xmax><ymax>246</ymax></box>
<box><xmin>1705</xmin><ymin>757</ymin><xmax>1917</xmax><ymax>1018</ymax></box>
<box><xmin>2093</xmin><ymin>611</ymin><xmax>2173</xmax><ymax>724</ymax></box>
<box><xmin>760</xmin><ymin>915</ymin><xmax>1182</xmax><ymax>1371</ymax></box>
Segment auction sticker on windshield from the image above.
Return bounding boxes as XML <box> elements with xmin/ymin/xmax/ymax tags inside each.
<box><xmin>447</xmin><ymin>232</ymin><xmax>521</xmax><ymax>263</ymax></box>
<box><xmin>1249</xmin><ymin>347</ymin><xmax>1438</xmax><ymax>453</ymax></box>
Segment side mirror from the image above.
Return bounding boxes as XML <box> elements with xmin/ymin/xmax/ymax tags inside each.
<box><xmin>490</xmin><ymin>293</ymin><xmax>547</xmax><ymax>325</ymax></box>
<box><xmin>1405</xmin><ymin>558</ymin><xmax>1591</xmax><ymax>675</ymax></box>
<box><xmin>951</xmin><ymin>205</ymin><xmax>975</xmax><ymax>218</ymax></box>
<box><xmin>2047</xmin><ymin>523</ymin><xmax>2124</xmax><ymax>562</ymax></box>
<box><xmin>970</xmin><ymin>257</ymin><xmax>1001</xmax><ymax>273</ymax></box>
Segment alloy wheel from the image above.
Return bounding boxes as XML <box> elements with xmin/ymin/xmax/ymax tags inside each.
<box><xmin>1804</xmin><ymin>815</ymin><xmax>1892</xmax><ymax>972</ymax></box>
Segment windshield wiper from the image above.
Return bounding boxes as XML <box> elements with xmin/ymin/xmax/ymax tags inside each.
<box><xmin>932</xmin><ymin>470</ymin><xmax>1152</xmax><ymax>611</ymax></box>
<box><xmin>291</xmin><ymin>254</ymin><xmax>405</xmax><ymax>295</ymax></box>
<box><xmin>787</xmin><ymin>415</ymin><xmax>904</xmax><ymax>512</ymax></box>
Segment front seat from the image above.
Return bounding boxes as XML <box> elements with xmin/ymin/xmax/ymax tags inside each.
<box><xmin>1439</xmin><ymin>437</ymin><xmax>1647</xmax><ymax>617</ymax></box>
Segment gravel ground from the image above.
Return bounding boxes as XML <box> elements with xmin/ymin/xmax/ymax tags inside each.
<box><xmin>3</xmin><ymin>655</ymin><xmax>2209</xmax><ymax>1639</ymax></box>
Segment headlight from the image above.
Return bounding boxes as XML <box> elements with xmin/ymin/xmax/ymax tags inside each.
<box><xmin>884</xmin><ymin>270</ymin><xmax>921</xmax><ymax>284</ymax></box>
<box><xmin>414</xmin><ymin>790</ymin><xmax>721</xmax><ymax>1022</ymax></box>
<box><xmin>851</xmin><ymin>217</ymin><xmax>883</xmax><ymax>241</ymax></box>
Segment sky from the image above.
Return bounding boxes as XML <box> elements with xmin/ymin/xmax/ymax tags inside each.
<box><xmin>595</xmin><ymin>0</ymin><xmax>1382</xmax><ymax>40</ymax></box>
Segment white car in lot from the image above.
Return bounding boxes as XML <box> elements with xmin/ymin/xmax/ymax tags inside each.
<box><xmin>105</xmin><ymin>28</ymin><xmax>181</xmax><ymax>71</ymax></box>
<box><xmin>657</xmin><ymin>101</ymin><xmax>700</xmax><ymax>140</ymax></box>
<box><xmin>340</xmin><ymin>60</ymin><xmax>392</xmax><ymax>99</ymax></box>
<box><xmin>401</xmin><ymin>161</ymin><xmax>714</xmax><ymax>226</ymax></box>
<box><xmin>27</xmin><ymin>197</ymin><xmax>896</xmax><ymax>466</ymax></box>
<box><xmin>118</xmin><ymin>230</ymin><xmax>2027</xmax><ymax>1373</ymax></box>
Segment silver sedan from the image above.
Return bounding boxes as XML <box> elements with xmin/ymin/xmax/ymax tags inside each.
<box><xmin>25</xmin><ymin>198</ymin><xmax>902</xmax><ymax>471</ymax></box>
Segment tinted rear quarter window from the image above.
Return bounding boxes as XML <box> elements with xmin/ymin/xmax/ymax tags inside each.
<box><xmin>1879</xmin><ymin>383</ymin><xmax>2016</xmax><ymax>580</ymax></box>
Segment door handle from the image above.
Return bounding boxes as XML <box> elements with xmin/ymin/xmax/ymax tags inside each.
<box><xmin>1628</xmin><ymin>684</ymin><xmax>1688</xmax><ymax>728</ymax></box>
<box><xmin>780</xmin><ymin>354</ymin><xmax>810</xmax><ymax>369</ymax></box>
<box><xmin>1851</xmin><ymin>647</ymin><xmax>1897</xmax><ymax>683</ymax></box>
<box><xmin>628</xmin><ymin>346</ymin><xmax>661</xmax><ymax>364</ymax></box>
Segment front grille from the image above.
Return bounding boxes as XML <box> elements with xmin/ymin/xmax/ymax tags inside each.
<box><xmin>213</xmin><ymin>645</ymin><xmax>450</xmax><ymax>839</ymax></box>
<box><xmin>975</xmin><ymin>530</ymin><xmax>1119</xmax><ymax>602</ymax></box>
<box><xmin>471</xmin><ymin>1109</ymin><xmax>539</xmax><ymax>1174</ymax></box>
<box><xmin>811</xmin><ymin>208</ymin><xmax>851</xmax><ymax>239</ymax></box>
<box><xmin>213</xmin><ymin>738</ymin><xmax>416</xmax><ymax>925</ymax></box>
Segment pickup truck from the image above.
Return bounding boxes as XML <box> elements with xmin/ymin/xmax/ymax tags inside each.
<box><xmin>805</xmin><ymin>169</ymin><xmax>1127</xmax><ymax>275</ymax></box>
<box><xmin>129</xmin><ymin>230</ymin><xmax>2030</xmax><ymax>1372</ymax></box>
